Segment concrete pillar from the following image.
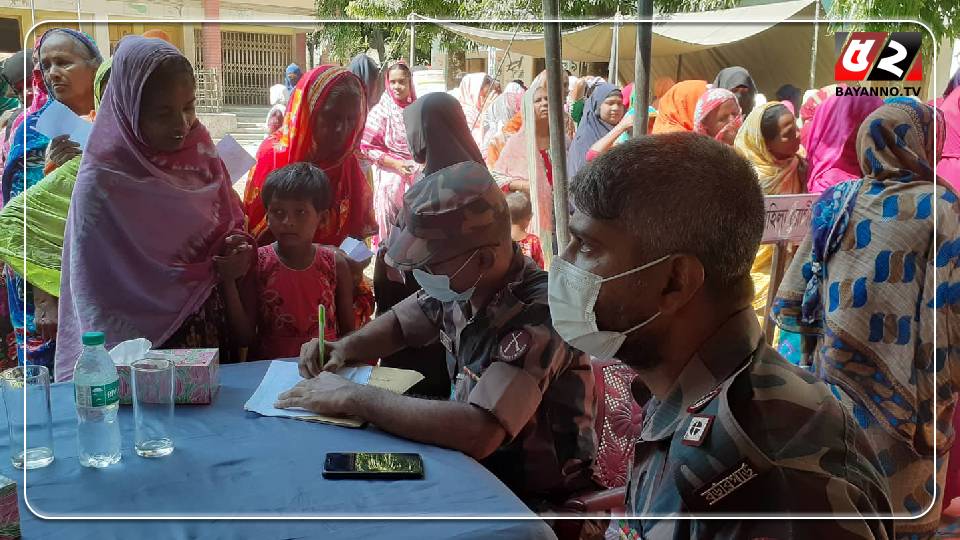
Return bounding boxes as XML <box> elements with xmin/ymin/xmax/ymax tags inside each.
<box><xmin>294</xmin><ymin>32</ymin><xmax>307</xmax><ymax>67</ymax></box>
<box><xmin>92</xmin><ymin>18</ymin><xmax>110</xmax><ymax>59</ymax></box>
<box><xmin>201</xmin><ymin>0</ymin><xmax>222</xmax><ymax>72</ymax></box>
<box><xmin>182</xmin><ymin>23</ymin><xmax>198</xmax><ymax>68</ymax></box>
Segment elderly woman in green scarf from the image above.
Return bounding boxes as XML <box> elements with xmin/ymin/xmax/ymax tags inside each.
<box><xmin>0</xmin><ymin>59</ymin><xmax>111</xmax><ymax>351</ymax></box>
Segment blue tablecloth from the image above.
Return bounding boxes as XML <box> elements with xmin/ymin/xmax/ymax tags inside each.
<box><xmin>2</xmin><ymin>360</ymin><xmax>555</xmax><ymax>539</ymax></box>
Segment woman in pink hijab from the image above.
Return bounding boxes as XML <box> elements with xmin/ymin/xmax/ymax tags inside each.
<box><xmin>938</xmin><ymin>84</ymin><xmax>960</xmax><ymax>192</ymax></box>
<box><xmin>55</xmin><ymin>36</ymin><xmax>249</xmax><ymax>381</ymax></box>
<box><xmin>803</xmin><ymin>94</ymin><xmax>883</xmax><ymax>193</ymax></box>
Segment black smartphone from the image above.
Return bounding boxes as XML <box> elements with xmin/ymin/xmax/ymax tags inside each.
<box><xmin>322</xmin><ymin>452</ymin><xmax>425</xmax><ymax>480</ymax></box>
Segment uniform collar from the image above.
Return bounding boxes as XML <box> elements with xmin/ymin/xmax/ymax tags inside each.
<box><xmin>459</xmin><ymin>245</ymin><xmax>540</xmax><ymax>329</ymax></box>
<box><xmin>640</xmin><ymin>308</ymin><xmax>763</xmax><ymax>442</ymax></box>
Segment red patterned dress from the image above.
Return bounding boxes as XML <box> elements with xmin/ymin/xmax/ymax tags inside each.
<box><xmin>254</xmin><ymin>244</ymin><xmax>339</xmax><ymax>360</ymax></box>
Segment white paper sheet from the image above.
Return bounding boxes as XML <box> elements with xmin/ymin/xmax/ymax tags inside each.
<box><xmin>339</xmin><ymin>236</ymin><xmax>374</xmax><ymax>263</ymax></box>
<box><xmin>35</xmin><ymin>100</ymin><xmax>92</xmax><ymax>150</ymax></box>
<box><xmin>216</xmin><ymin>134</ymin><xmax>257</xmax><ymax>183</ymax></box>
<box><xmin>243</xmin><ymin>361</ymin><xmax>372</xmax><ymax>419</ymax></box>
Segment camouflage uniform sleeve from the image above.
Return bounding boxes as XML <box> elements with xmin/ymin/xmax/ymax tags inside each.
<box><xmin>468</xmin><ymin>323</ymin><xmax>580</xmax><ymax>439</ymax></box>
<box><xmin>390</xmin><ymin>291</ymin><xmax>441</xmax><ymax>348</ymax></box>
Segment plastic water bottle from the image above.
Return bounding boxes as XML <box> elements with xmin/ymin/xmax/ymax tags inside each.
<box><xmin>74</xmin><ymin>331</ymin><xmax>121</xmax><ymax>468</ymax></box>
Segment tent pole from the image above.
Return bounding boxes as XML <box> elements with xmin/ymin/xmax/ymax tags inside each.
<box><xmin>543</xmin><ymin>0</ymin><xmax>570</xmax><ymax>251</ymax></box>
<box><xmin>809</xmin><ymin>0</ymin><xmax>820</xmax><ymax>89</ymax></box>
<box><xmin>633</xmin><ymin>0</ymin><xmax>654</xmax><ymax>137</ymax></box>
<box><xmin>609</xmin><ymin>12</ymin><xmax>620</xmax><ymax>83</ymax></box>
<box><xmin>409</xmin><ymin>15</ymin><xmax>416</xmax><ymax>65</ymax></box>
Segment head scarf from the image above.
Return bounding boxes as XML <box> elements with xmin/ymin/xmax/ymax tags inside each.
<box><xmin>773</xmin><ymin>102</ymin><xmax>955</xmax><ymax>459</ymax></box>
<box><xmin>2</xmin><ymin>29</ymin><xmax>100</xmax><ymax>205</ymax></box>
<box><xmin>481</xmin><ymin>89</ymin><xmax>523</xmax><ymax>153</ymax></box>
<box><xmin>622</xmin><ymin>82</ymin><xmax>634</xmax><ymax>108</ymax></box>
<box><xmin>348</xmin><ymin>54</ymin><xmax>382</xmax><ymax>111</ymax></box>
<box><xmin>451</xmin><ymin>73</ymin><xmax>491</xmax><ymax>146</ymax></box>
<box><xmin>775</xmin><ymin>84</ymin><xmax>801</xmax><ymax>115</ymax></box>
<box><xmin>492</xmin><ymin>72</ymin><xmax>571</xmax><ymax>265</ymax></box>
<box><xmin>285</xmin><ymin>63</ymin><xmax>303</xmax><ymax>91</ymax></box>
<box><xmin>245</xmin><ymin>65</ymin><xmax>374</xmax><ymax>245</ymax></box>
<box><xmin>56</xmin><ymin>37</ymin><xmax>244</xmax><ymax>382</ymax></box>
<box><xmin>0</xmin><ymin>59</ymin><xmax>111</xmax><ymax>299</ymax></box>
<box><xmin>804</xmin><ymin>95</ymin><xmax>883</xmax><ymax>193</ymax></box>
<box><xmin>945</xmin><ymin>67</ymin><xmax>960</xmax><ymax>99</ymax></box>
<box><xmin>938</xmin><ymin>85</ymin><xmax>960</xmax><ymax>191</ymax></box>
<box><xmin>650</xmin><ymin>80</ymin><xmax>708</xmax><ymax>134</ymax></box>
<box><xmin>504</xmin><ymin>81</ymin><xmax>524</xmax><ymax>94</ymax></box>
<box><xmin>692</xmin><ymin>87</ymin><xmax>742</xmax><ymax>139</ymax></box>
<box><xmin>567</xmin><ymin>82</ymin><xmax>619</xmax><ymax>176</ymax></box>
<box><xmin>404</xmin><ymin>92</ymin><xmax>484</xmax><ymax>176</ymax></box>
<box><xmin>734</xmin><ymin>101</ymin><xmax>804</xmax><ymax>195</ymax></box>
<box><xmin>799</xmin><ymin>84</ymin><xmax>842</xmax><ymax>146</ymax></box>
<box><xmin>361</xmin><ymin>62</ymin><xmax>417</xmax><ymax>243</ymax></box>
<box><xmin>713</xmin><ymin>66</ymin><xmax>756</xmax><ymax>114</ymax></box>
<box><xmin>142</xmin><ymin>29</ymin><xmax>173</xmax><ymax>44</ymax></box>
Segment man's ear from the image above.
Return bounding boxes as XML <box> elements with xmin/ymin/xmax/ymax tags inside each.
<box><xmin>658</xmin><ymin>255</ymin><xmax>705</xmax><ymax>316</ymax></box>
<box><xmin>477</xmin><ymin>246</ymin><xmax>498</xmax><ymax>273</ymax></box>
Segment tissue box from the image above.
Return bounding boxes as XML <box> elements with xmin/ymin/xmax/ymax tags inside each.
<box><xmin>0</xmin><ymin>475</ymin><xmax>19</xmax><ymax>540</ymax></box>
<box><xmin>116</xmin><ymin>348</ymin><xmax>220</xmax><ymax>405</ymax></box>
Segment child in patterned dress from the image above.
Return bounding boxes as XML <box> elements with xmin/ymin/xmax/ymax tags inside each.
<box><xmin>219</xmin><ymin>163</ymin><xmax>355</xmax><ymax>360</ymax></box>
<box><xmin>506</xmin><ymin>191</ymin><xmax>544</xmax><ymax>269</ymax></box>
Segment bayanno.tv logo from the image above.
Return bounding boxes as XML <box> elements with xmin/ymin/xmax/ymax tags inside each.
<box><xmin>835</xmin><ymin>31</ymin><xmax>923</xmax><ymax>82</ymax></box>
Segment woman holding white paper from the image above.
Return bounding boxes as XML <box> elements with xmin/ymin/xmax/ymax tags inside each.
<box><xmin>0</xmin><ymin>28</ymin><xmax>101</xmax><ymax>372</ymax></box>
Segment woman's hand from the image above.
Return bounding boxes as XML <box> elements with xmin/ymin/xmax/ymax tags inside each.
<box><xmin>384</xmin><ymin>156</ymin><xmax>416</xmax><ymax>176</ymax></box>
<box><xmin>214</xmin><ymin>246</ymin><xmax>253</xmax><ymax>282</ymax></box>
<box><xmin>33</xmin><ymin>289</ymin><xmax>58</xmax><ymax>342</ymax></box>
<box><xmin>616</xmin><ymin>113</ymin><xmax>634</xmax><ymax>134</ymax></box>
<box><xmin>46</xmin><ymin>135</ymin><xmax>81</xmax><ymax>168</ymax></box>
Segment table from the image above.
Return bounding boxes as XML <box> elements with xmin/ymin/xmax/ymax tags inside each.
<box><xmin>2</xmin><ymin>360</ymin><xmax>556</xmax><ymax>539</ymax></box>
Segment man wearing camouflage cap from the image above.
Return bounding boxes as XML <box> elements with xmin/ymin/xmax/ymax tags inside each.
<box><xmin>555</xmin><ymin>133</ymin><xmax>893</xmax><ymax>537</ymax></box>
<box><xmin>280</xmin><ymin>161</ymin><xmax>597</xmax><ymax>505</ymax></box>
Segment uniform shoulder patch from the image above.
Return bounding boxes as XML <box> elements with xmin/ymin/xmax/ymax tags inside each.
<box><xmin>686</xmin><ymin>385</ymin><xmax>722</xmax><ymax>413</ymax></box>
<box><xmin>498</xmin><ymin>329</ymin><xmax>531</xmax><ymax>362</ymax></box>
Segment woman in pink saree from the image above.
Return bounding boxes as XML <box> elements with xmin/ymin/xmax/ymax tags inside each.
<box><xmin>803</xmin><ymin>95</ymin><xmax>883</xmax><ymax>193</ymax></box>
<box><xmin>360</xmin><ymin>61</ymin><xmax>418</xmax><ymax>246</ymax></box>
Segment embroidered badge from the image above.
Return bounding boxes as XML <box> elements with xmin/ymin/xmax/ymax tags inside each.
<box><xmin>681</xmin><ymin>414</ymin><xmax>714</xmax><ymax>447</ymax></box>
<box><xmin>498</xmin><ymin>330</ymin><xmax>531</xmax><ymax>362</ymax></box>
<box><xmin>686</xmin><ymin>385</ymin><xmax>722</xmax><ymax>413</ymax></box>
<box><xmin>439</xmin><ymin>331</ymin><xmax>453</xmax><ymax>353</ymax></box>
<box><xmin>696</xmin><ymin>460</ymin><xmax>759</xmax><ymax>507</ymax></box>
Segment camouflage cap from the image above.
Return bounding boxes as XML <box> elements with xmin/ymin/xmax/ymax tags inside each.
<box><xmin>385</xmin><ymin>161</ymin><xmax>510</xmax><ymax>271</ymax></box>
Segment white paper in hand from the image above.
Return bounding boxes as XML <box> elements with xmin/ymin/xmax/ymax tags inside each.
<box><xmin>339</xmin><ymin>237</ymin><xmax>374</xmax><ymax>263</ymax></box>
<box><xmin>216</xmin><ymin>134</ymin><xmax>257</xmax><ymax>183</ymax></box>
<box><xmin>35</xmin><ymin>100</ymin><xmax>92</xmax><ymax>149</ymax></box>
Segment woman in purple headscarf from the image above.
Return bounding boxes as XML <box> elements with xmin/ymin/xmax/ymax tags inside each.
<box><xmin>55</xmin><ymin>36</ymin><xmax>250</xmax><ymax>381</ymax></box>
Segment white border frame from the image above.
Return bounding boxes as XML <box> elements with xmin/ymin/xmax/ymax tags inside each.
<box><xmin>15</xmin><ymin>15</ymin><xmax>941</xmax><ymax>525</ymax></box>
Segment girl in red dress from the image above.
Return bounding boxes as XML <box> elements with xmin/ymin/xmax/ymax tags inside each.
<box><xmin>220</xmin><ymin>162</ymin><xmax>355</xmax><ymax>360</ymax></box>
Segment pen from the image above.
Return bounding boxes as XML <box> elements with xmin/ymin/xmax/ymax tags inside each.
<box><xmin>318</xmin><ymin>304</ymin><xmax>325</xmax><ymax>366</ymax></box>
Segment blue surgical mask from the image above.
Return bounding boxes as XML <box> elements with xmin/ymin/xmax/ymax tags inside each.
<box><xmin>412</xmin><ymin>249</ymin><xmax>483</xmax><ymax>303</ymax></box>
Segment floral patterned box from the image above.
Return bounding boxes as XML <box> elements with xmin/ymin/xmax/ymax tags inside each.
<box><xmin>0</xmin><ymin>475</ymin><xmax>19</xmax><ymax>540</ymax></box>
<box><xmin>116</xmin><ymin>348</ymin><xmax>220</xmax><ymax>405</ymax></box>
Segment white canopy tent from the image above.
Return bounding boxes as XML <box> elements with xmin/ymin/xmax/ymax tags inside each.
<box><xmin>420</xmin><ymin>0</ymin><xmax>836</xmax><ymax>95</ymax></box>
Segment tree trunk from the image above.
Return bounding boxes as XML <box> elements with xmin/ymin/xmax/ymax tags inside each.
<box><xmin>371</xmin><ymin>26</ymin><xmax>386</xmax><ymax>65</ymax></box>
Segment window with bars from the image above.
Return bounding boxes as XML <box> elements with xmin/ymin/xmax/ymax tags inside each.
<box><xmin>194</xmin><ymin>29</ymin><xmax>294</xmax><ymax>106</ymax></box>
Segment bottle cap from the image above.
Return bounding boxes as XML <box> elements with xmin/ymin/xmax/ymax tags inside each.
<box><xmin>82</xmin><ymin>332</ymin><xmax>105</xmax><ymax>346</ymax></box>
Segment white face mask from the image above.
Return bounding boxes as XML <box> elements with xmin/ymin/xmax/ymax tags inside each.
<box><xmin>548</xmin><ymin>254</ymin><xmax>671</xmax><ymax>360</ymax></box>
<box><xmin>412</xmin><ymin>249</ymin><xmax>483</xmax><ymax>303</ymax></box>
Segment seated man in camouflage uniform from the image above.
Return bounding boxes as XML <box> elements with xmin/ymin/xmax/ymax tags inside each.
<box><xmin>279</xmin><ymin>161</ymin><xmax>597</xmax><ymax>506</ymax></box>
<box><xmin>552</xmin><ymin>133</ymin><xmax>894</xmax><ymax>538</ymax></box>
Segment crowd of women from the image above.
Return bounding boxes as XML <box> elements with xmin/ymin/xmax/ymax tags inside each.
<box><xmin>0</xmin><ymin>26</ymin><xmax>958</xmax><ymax>536</ymax></box>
